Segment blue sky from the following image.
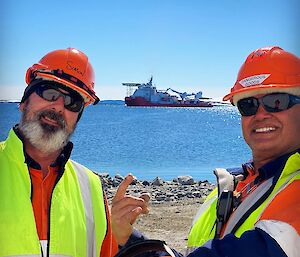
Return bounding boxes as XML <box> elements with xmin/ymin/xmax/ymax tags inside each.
<box><xmin>1</xmin><ymin>0</ymin><xmax>299</xmax><ymax>100</ymax></box>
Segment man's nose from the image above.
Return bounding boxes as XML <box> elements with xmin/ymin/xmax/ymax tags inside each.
<box><xmin>254</xmin><ymin>104</ymin><xmax>272</xmax><ymax>119</ymax></box>
<box><xmin>50</xmin><ymin>95</ymin><xmax>65</xmax><ymax>112</ymax></box>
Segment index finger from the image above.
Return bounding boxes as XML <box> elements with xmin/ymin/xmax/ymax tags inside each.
<box><xmin>113</xmin><ymin>174</ymin><xmax>134</xmax><ymax>202</ymax></box>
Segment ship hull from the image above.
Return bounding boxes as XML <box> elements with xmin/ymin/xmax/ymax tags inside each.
<box><xmin>125</xmin><ymin>97</ymin><xmax>213</xmax><ymax>107</ymax></box>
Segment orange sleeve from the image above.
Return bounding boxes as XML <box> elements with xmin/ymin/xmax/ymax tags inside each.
<box><xmin>100</xmin><ymin>193</ymin><xmax>118</xmax><ymax>257</ymax></box>
<box><xmin>259</xmin><ymin>180</ymin><xmax>300</xmax><ymax>233</ymax></box>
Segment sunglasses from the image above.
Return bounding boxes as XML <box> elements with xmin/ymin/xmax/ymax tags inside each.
<box><xmin>31</xmin><ymin>69</ymin><xmax>99</xmax><ymax>105</ymax></box>
<box><xmin>237</xmin><ymin>93</ymin><xmax>300</xmax><ymax>116</ymax></box>
<box><xmin>35</xmin><ymin>84</ymin><xmax>84</xmax><ymax>112</ymax></box>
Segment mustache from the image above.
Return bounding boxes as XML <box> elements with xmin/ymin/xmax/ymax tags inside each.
<box><xmin>38</xmin><ymin>109</ymin><xmax>66</xmax><ymax>128</ymax></box>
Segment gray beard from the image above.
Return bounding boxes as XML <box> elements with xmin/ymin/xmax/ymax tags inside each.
<box><xmin>19</xmin><ymin>110</ymin><xmax>74</xmax><ymax>154</ymax></box>
<box><xmin>20</xmin><ymin>120</ymin><xmax>70</xmax><ymax>153</ymax></box>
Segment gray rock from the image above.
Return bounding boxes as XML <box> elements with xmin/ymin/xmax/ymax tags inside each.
<box><xmin>192</xmin><ymin>191</ymin><xmax>202</xmax><ymax>198</ymax></box>
<box><xmin>155</xmin><ymin>194</ymin><xmax>166</xmax><ymax>201</ymax></box>
<box><xmin>115</xmin><ymin>174</ymin><xmax>124</xmax><ymax>181</ymax></box>
<box><xmin>99</xmin><ymin>172</ymin><xmax>110</xmax><ymax>178</ymax></box>
<box><xmin>152</xmin><ymin>177</ymin><xmax>165</xmax><ymax>186</ymax></box>
<box><xmin>142</xmin><ymin>180</ymin><xmax>150</xmax><ymax>186</ymax></box>
<box><xmin>178</xmin><ymin>175</ymin><xmax>195</xmax><ymax>185</ymax></box>
<box><xmin>186</xmin><ymin>192</ymin><xmax>194</xmax><ymax>198</ymax></box>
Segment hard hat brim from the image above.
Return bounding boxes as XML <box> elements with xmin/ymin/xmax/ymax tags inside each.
<box><xmin>223</xmin><ymin>84</ymin><xmax>300</xmax><ymax>105</ymax></box>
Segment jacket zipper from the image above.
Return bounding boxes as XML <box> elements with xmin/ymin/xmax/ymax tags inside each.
<box><xmin>47</xmin><ymin>171</ymin><xmax>64</xmax><ymax>257</ymax></box>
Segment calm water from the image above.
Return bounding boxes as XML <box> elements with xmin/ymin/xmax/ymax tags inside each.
<box><xmin>0</xmin><ymin>103</ymin><xmax>251</xmax><ymax>182</ymax></box>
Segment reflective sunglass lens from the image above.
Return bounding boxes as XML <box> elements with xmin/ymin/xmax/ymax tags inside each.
<box><xmin>66</xmin><ymin>100</ymin><xmax>83</xmax><ymax>112</ymax></box>
<box><xmin>64</xmin><ymin>95</ymin><xmax>84</xmax><ymax>112</ymax></box>
<box><xmin>237</xmin><ymin>98</ymin><xmax>259</xmax><ymax>116</ymax></box>
<box><xmin>262</xmin><ymin>94</ymin><xmax>289</xmax><ymax>112</ymax></box>
<box><xmin>42</xmin><ymin>88</ymin><xmax>60</xmax><ymax>102</ymax></box>
<box><xmin>36</xmin><ymin>85</ymin><xmax>84</xmax><ymax>112</ymax></box>
<box><xmin>63</xmin><ymin>95</ymin><xmax>73</xmax><ymax>106</ymax></box>
<box><xmin>237</xmin><ymin>93</ymin><xmax>296</xmax><ymax>116</ymax></box>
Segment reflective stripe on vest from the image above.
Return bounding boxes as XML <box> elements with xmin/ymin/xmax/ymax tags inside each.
<box><xmin>0</xmin><ymin>129</ymin><xmax>107</xmax><ymax>257</ymax></box>
<box><xmin>222</xmin><ymin>176</ymin><xmax>273</xmax><ymax>235</ymax></box>
<box><xmin>256</xmin><ymin>220</ymin><xmax>300</xmax><ymax>257</ymax></box>
<box><xmin>71</xmin><ymin>160</ymin><xmax>97</xmax><ymax>257</ymax></box>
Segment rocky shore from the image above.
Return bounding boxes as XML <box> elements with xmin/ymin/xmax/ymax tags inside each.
<box><xmin>99</xmin><ymin>173</ymin><xmax>216</xmax><ymax>253</ymax></box>
<box><xmin>99</xmin><ymin>173</ymin><xmax>215</xmax><ymax>204</ymax></box>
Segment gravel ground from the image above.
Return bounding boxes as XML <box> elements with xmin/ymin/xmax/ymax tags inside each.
<box><xmin>133</xmin><ymin>198</ymin><xmax>203</xmax><ymax>254</ymax></box>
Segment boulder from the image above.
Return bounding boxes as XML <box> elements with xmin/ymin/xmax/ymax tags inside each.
<box><xmin>151</xmin><ymin>176</ymin><xmax>165</xmax><ymax>186</ymax></box>
<box><xmin>178</xmin><ymin>175</ymin><xmax>195</xmax><ymax>185</ymax></box>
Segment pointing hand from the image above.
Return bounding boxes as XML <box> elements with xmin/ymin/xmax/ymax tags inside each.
<box><xmin>111</xmin><ymin>174</ymin><xmax>150</xmax><ymax>246</ymax></box>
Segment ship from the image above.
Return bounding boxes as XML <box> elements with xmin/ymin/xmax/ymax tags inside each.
<box><xmin>123</xmin><ymin>77</ymin><xmax>213</xmax><ymax>107</ymax></box>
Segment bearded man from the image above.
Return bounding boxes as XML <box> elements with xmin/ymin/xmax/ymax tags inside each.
<box><xmin>0</xmin><ymin>48</ymin><xmax>120</xmax><ymax>257</ymax></box>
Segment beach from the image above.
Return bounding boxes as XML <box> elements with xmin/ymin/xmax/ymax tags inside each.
<box><xmin>101</xmin><ymin>174</ymin><xmax>215</xmax><ymax>254</ymax></box>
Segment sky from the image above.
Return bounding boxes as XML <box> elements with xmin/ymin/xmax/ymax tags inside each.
<box><xmin>1</xmin><ymin>0</ymin><xmax>299</xmax><ymax>101</ymax></box>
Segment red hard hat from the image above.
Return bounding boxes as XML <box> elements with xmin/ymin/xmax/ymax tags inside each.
<box><xmin>25</xmin><ymin>48</ymin><xmax>99</xmax><ymax>105</ymax></box>
<box><xmin>223</xmin><ymin>46</ymin><xmax>300</xmax><ymax>105</ymax></box>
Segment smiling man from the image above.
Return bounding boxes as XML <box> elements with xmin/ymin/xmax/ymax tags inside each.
<box><xmin>185</xmin><ymin>46</ymin><xmax>300</xmax><ymax>257</ymax></box>
<box><xmin>0</xmin><ymin>48</ymin><xmax>118</xmax><ymax>257</ymax></box>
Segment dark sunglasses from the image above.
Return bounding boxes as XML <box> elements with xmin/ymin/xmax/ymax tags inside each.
<box><xmin>237</xmin><ymin>93</ymin><xmax>300</xmax><ymax>116</ymax></box>
<box><xmin>35</xmin><ymin>84</ymin><xmax>84</xmax><ymax>112</ymax></box>
<box><xmin>31</xmin><ymin>69</ymin><xmax>99</xmax><ymax>105</ymax></box>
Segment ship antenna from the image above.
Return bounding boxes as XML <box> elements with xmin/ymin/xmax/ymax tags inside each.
<box><xmin>150</xmin><ymin>76</ymin><xmax>153</xmax><ymax>83</ymax></box>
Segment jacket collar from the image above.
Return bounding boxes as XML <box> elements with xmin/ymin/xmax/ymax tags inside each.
<box><xmin>256</xmin><ymin>148</ymin><xmax>300</xmax><ymax>184</ymax></box>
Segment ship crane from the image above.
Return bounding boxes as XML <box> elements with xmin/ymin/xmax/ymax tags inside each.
<box><xmin>166</xmin><ymin>88</ymin><xmax>194</xmax><ymax>100</ymax></box>
<box><xmin>166</xmin><ymin>88</ymin><xmax>211</xmax><ymax>100</ymax></box>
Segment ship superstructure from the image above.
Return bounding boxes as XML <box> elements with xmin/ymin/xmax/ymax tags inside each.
<box><xmin>123</xmin><ymin>77</ymin><xmax>213</xmax><ymax>107</ymax></box>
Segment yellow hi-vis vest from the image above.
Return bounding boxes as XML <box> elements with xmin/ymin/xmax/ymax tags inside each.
<box><xmin>0</xmin><ymin>129</ymin><xmax>107</xmax><ymax>257</ymax></box>
<box><xmin>187</xmin><ymin>153</ymin><xmax>300</xmax><ymax>253</ymax></box>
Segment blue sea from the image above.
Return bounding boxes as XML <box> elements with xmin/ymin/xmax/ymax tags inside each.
<box><xmin>0</xmin><ymin>103</ymin><xmax>252</xmax><ymax>182</ymax></box>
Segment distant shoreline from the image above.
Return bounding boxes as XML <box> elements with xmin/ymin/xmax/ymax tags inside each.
<box><xmin>0</xmin><ymin>100</ymin><xmax>20</xmax><ymax>103</ymax></box>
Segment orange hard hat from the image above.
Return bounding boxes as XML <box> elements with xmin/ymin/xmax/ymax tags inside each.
<box><xmin>223</xmin><ymin>46</ymin><xmax>300</xmax><ymax>105</ymax></box>
<box><xmin>25</xmin><ymin>48</ymin><xmax>99</xmax><ymax>105</ymax></box>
